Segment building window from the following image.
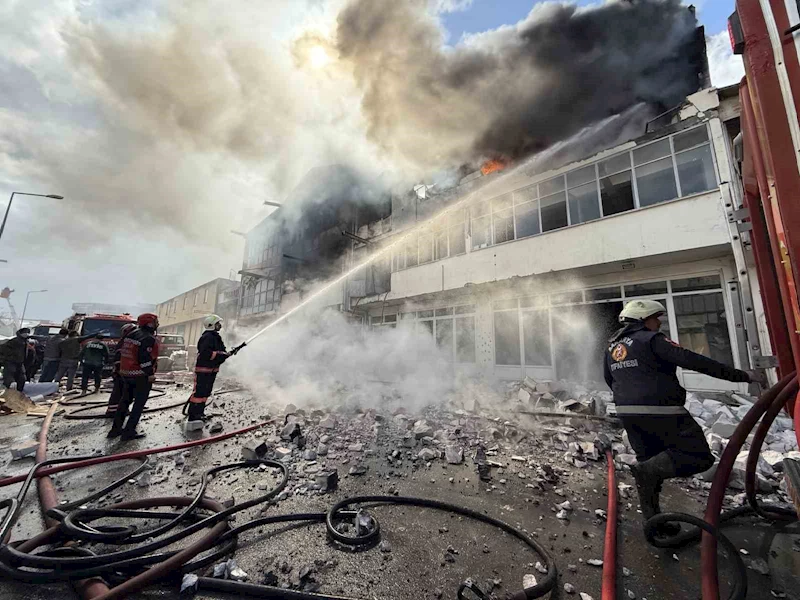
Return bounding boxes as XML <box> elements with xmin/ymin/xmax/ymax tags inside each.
<box><xmin>448</xmin><ymin>209</ymin><xmax>466</xmax><ymax>256</ymax></box>
<box><xmin>471</xmin><ymin>200</ymin><xmax>491</xmax><ymax>250</ymax></box>
<box><xmin>522</xmin><ymin>309</ymin><xmax>551</xmax><ymax>366</ymax></box>
<box><xmin>193</xmin><ymin>292</ymin><xmax>198</xmax><ymax>307</ymax></box>
<box><xmin>635</xmin><ymin>155</ymin><xmax>678</xmax><ymax>206</ymax></box>
<box><xmin>540</xmin><ymin>176</ymin><xmax>568</xmax><ymax>232</ymax></box>
<box><xmin>456</xmin><ymin>315</ymin><xmax>476</xmax><ymax>363</ymax></box>
<box><xmin>492</xmin><ymin>194</ymin><xmax>514</xmax><ymax>244</ymax></box>
<box><xmin>182</xmin><ymin>296</ymin><xmax>187</xmax><ymax>310</ymax></box>
<box><xmin>598</xmin><ymin>153</ymin><xmax>635</xmax><ymax>216</ymax></box>
<box><xmin>419</xmin><ymin>232</ymin><xmax>434</xmax><ymax>264</ymax></box>
<box><xmin>513</xmin><ymin>185</ymin><xmax>540</xmax><ymax>239</ymax></box>
<box><xmin>674</xmin><ymin>290</ymin><xmax>733</xmax><ymax>366</ymax></box>
<box><xmin>567</xmin><ymin>165</ymin><xmax>601</xmax><ymax>225</ymax></box>
<box><xmin>203</xmin><ymin>288</ymin><xmax>209</xmax><ymax>304</ymax></box>
<box><xmin>494</xmin><ymin>309</ymin><xmax>521</xmax><ymax>365</ymax></box>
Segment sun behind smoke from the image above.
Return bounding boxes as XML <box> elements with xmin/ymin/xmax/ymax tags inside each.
<box><xmin>309</xmin><ymin>44</ymin><xmax>331</xmax><ymax>69</ymax></box>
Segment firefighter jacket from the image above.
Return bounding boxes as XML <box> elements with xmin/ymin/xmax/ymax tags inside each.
<box><xmin>79</xmin><ymin>340</ymin><xmax>110</xmax><ymax>367</ymax></box>
<box><xmin>119</xmin><ymin>328</ymin><xmax>159</xmax><ymax>378</ymax></box>
<box><xmin>603</xmin><ymin>322</ymin><xmax>750</xmax><ymax>416</ymax></box>
<box><xmin>0</xmin><ymin>336</ymin><xmax>26</xmax><ymax>364</ymax></box>
<box><xmin>43</xmin><ymin>334</ymin><xmax>66</xmax><ymax>360</ymax></box>
<box><xmin>58</xmin><ymin>333</ymin><xmax>96</xmax><ymax>361</ymax></box>
<box><xmin>195</xmin><ymin>330</ymin><xmax>229</xmax><ymax>374</ymax></box>
<box><xmin>111</xmin><ymin>331</ymin><xmax>134</xmax><ymax>374</ymax></box>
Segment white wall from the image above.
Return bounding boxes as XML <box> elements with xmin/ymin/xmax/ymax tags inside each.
<box><xmin>387</xmin><ymin>191</ymin><xmax>730</xmax><ymax>301</ymax></box>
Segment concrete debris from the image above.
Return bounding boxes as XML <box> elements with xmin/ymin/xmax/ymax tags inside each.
<box><xmin>534</xmin><ymin>561</ymin><xmax>548</xmax><ymax>574</ymax></box>
<box><xmin>587</xmin><ymin>559</ymin><xmax>603</xmax><ymax>567</ymax></box>
<box><xmin>412</xmin><ymin>420</ymin><xmax>434</xmax><ymax>439</ymax></box>
<box><xmin>564</xmin><ymin>583</ymin><xmax>576</xmax><ymax>594</ymax></box>
<box><xmin>580</xmin><ymin>594</ymin><xmax>595</xmax><ymax>600</ymax></box>
<box><xmin>184</xmin><ymin>420</ymin><xmax>204</xmax><ymax>432</ymax></box>
<box><xmin>557</xmin><ymin>500</ymin><xmax>573</xmax><ymax>511</ymax></box>
<box><xmin>711</xmin><ymin>414</ymin><xmax>738</xmax><ymax>438</ymax></box>
<box><xmin>617</xmin><ymin>454</ymin><xmax>638</xmax><ymax>467</ymax></box>
<box><xmin>316</xmin><ymin>470</ymin><xmax>338</xmax><ymax>492</ymax></box>
<box><xmin>348</xmin><ymin>464</ymin><xmax>368</xmax><ymax>476</ymax></box>
<box><xmin>523</xmin><ymin>574</ymin><xmax>537</xmax><ymax>588</ymax></box>
<box><xmin>622</xmin><ymin>567</ymin><xmax>632</xmax><ymax>576</ymax></box>
<box><xmin>746</xmin><ymin>557</ymin><xmax>770</xmax><ymax>575</ymax></box>
<box><xmin>242</xmin><ymin>440</ymin><xmax>268</xmax><ymax>461</ymax></box>
<box><xmin>595</xmin><ymin>509</ymin><xmax>607</xmax><ymax>520</ymax></box>
<box><xmin>302</xmin><ymin>449</ymin><xmax>317</xmax><ymax>461</ymax></box>
<box><xmin>136</xmin><ymin>471</ymin><xmax>151</xmax><ymax>487</ymax></box>
<box><xmin>180</xmin><ymin>573</ymin><xmax>199</xmax><ymax>595</ymax></box>
<box><xmin>627</xmin><ymin>590</ymin><xmax>636</xmax><ymax>599</ymax></box>
<box><xmin>418</xmin><ymin>448</ymin><xmax>438</xmax><ymax>462</ymax></box>
<box><xmin>556</xmin><ymin>509</ymin><xmax>570</xmax><ymax>520</ymax></box>
<box><xmin>275</xmin><ymin>447</ymin><xmax>292</xmax><ymax>460</ymax></box>
<box><xmin>379</xmin><ymin>540</ymin><xmax>392</xmax><ymax>553</ymax></box>
<box><xmin>281</xmin><ymin>421</ymin><xmax>302</xmax><ymax>442</ymax></box>
<box><xmin>319</xmin><ymin>414</ymin><xmax>336</xmax><ymax>429</ymax></box>
<box><xmin>445</xmin><ymin>445</ymin><xmax>464</xmax><ymax>464</ymax></box>
<box><xmin>348</xmin><ymin>442</ymin><xmax>364</xmax><ymax>452</ymax></box>
<box><xmin>10</xmin><ymin>440</ymin><xmax>39</xmax><ymax>460</ymax></box>
<box><xmin>209</xmin><ymin>422</ymin><xmax>223</xmax><ymax>434</ymax></box>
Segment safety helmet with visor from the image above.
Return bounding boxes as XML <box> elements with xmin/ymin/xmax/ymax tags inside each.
<box><xmin>618</xmin><ymin>299</ymin><xmax>666</xmax><ymax>323</ymax></box>
<box><xmin>203</xmin><ymin>314</ymin><xmax>223</xmax><ymax>331</ymax></box>
<box><xmin>137</xmin><ymin>313</ymin><xmax>160</xmax><ymax>330</ymax></box>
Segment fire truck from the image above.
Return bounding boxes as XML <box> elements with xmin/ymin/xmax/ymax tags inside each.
<box><xmin>63</xmin><ymin>312</ymin><xmax>136</xmax><ymax>375</ymax></box>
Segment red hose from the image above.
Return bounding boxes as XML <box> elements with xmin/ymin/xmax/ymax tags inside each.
<box><xmin>701</xmin><ymin>373</ymin><xmax>796</xmax><ymax>600</ymax></box>
<box><xmin>601</xmin><ymin>449</ymin><xmax>617</xmax><ymax>600</ymax></box>
<box><xmin>0</xmin><ymin>419</ymin><xmax>274</xmax><ymax>488</ymax></box>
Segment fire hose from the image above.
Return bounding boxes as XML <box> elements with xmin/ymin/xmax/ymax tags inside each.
<box><xmin>0</xmin><ymin>408</ymin><xmax>558</xmax><ymax>600</ymax></box>
<box><xmin>599</xmin><ymin>373</ymin><xmax>798</xmax><ymax>600</ymax></box>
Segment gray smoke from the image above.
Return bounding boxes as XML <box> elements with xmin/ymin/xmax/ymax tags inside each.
<box><xmin>336</xmin><ymin>0</ymin><xmax>701</xmax><ymax>166</ymax></box>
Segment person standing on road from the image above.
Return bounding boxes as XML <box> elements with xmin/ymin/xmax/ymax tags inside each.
<box><xmin>108</xmin><ymin>313</ymin><xmax>160</xmax><ymax>441</ymax></box>
<box><xmin>603</xmin><ymin>299</ymin><xmax>762</xmax><ymax>537</ymax></box>
<box><xmin>105</xmin><ymin>323</ymin><xmax>137</xmax><ymax>416</ymax></box>
<box><xmin>78</xmin><ymin>335</ymin><xmax>110</xmax><ymax>394</ymax></box>
<box><xmin>24</xmin><ymin>339</ymin><xmax>39</xmax><ymax>381</ymax></box>
<box><xmin>54</xmin><ymin>330</ymin><xmax>99</xmax><ymax>391</ymax></box>
<box><xmin>186</xmin><ymin>315</ymin><xmax>233</xmax><ymax>423</ymax></box>
<box><xmin>0</xmin><ymin>328</ymin><xmax>30</xmax><ymax>392</ymax></box>
<box><xmin>39</xmin><ymin>328</ymin><xmax>68</xmax><ymax>382</ymax></box>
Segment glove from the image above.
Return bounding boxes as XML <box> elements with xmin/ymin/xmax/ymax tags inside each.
<box><xmin>230</xmin><ymin>342</ymin><xmax>246</xmax><ymax>356</ymax></box>
<box><xmin>744</xmin><ymin>369</ymin><xmax>768</xmax><ymax>387</ymax></box>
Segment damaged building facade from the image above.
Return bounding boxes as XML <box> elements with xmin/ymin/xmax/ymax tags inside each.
<box><xmin>238</xmin><ymin>86</ymin><xmax>769</xmax><ymax>394</ymax></box>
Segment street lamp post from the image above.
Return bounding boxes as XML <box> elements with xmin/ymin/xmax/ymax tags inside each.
<box><xmin>19</xmin><ymin>289</ymin><xmax>48</xmax><ymax>330</ymax></box>
<box><xmin>1</xmin><ymin>192</ymin><xmax>64</xmax><ymax>243</ymax></box>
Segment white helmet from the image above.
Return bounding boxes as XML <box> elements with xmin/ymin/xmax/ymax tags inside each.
<box><xmin>203</xmin><ymin>314</ymin><xmax>223</xmax><ymax>330</ymax></box>
<box><xmin>618</xmin><ymin>299</ymin><xmax>666</xmax><ymax>322</ymax></box>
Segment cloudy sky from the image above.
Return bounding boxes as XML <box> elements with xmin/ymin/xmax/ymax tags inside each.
<box><xmin>0</xmin><ymin>0</ymin><xmax>743</xmax><ymax>324</ymax></box>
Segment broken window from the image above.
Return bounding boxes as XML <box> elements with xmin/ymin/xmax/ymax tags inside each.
<box><xmin>456</xmin><ymin>316</ymin><xmax>476</xmax><ymax>363</ymax></box>
<box><xmin>522</xmin><ymin>309</ymin><xmax>551</xmax><ymax>366</ymax></box>
<box><xmin>599</xmin><ymin>152</ymin><xmax>635</xmax><ymax>217</ymax></box>
<box><xmin>471</xmin><ymin>200</ymin><xmax>491</xmax><ymax>250</ymax></box>
<box><xmin>674</xmin><ymin>291</ymin><xmax>733</xmax><ymax>366</ymax></box>
<box><xmin>494</xmin><ymin>310</ymin><xmax>521</xmax><ymax>365</ymax></box>
<box><xmin>540</xmin><ymin>190</ymin><xmax>568</xmax><ymax>232</ymax></box>
<box><xmin>493</xmin><ymin>207</ymin><xmax>514</xmax><ymax>243</ymax></box>
<box><xmin>448</xmin><ymin>210</ymin><xmax>466</xmax><ymax>255</ymax></box>
<box><xmin>513</xmin><ymin>185</ymin><xmax>540</xmax><ymax>239</ymax></box>
<box><xmin>567</xmin><ymin>181</ymin><xmax>601</xmax><ymax>225</ymax></box>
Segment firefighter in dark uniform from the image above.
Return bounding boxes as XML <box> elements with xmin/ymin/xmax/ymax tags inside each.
<box><xmin>604</xmin><ymin>299</ymin><xmax>759</xmax><ymax>537</ymax></box>
<box><xmin>105</xmin><ymin>323</ymin><xmax>137</xmax><ymax>416</ymax></box>
<box><xmin>1</xmin><ymin>328</ymin><xmax>30</xmax><ymax>392</ymax></box>
<box><xmin>186</xmin><ymin>315</ymin><xmax>231</xmax><ymax>423</ymax></box>
<box><xmin>108</xmin><ymin>314</ymin><xmax>159</xmax><ymax>441</ymax></box>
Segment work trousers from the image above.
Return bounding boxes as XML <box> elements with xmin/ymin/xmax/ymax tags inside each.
<box><xmin>106</xmin><ymin>374</ymin><xmax>123</xmax><ymax>413</ymax></box>
<box><xmin>81</xmin><ymin>364</ymin><xmax>103</xmax><ymax>391</ymax></box>
<box><xmin>39</xmin><ymin>359</ymin><xmax>59</xmax><ymax>382</ymax></box>
<box><xmin>1</xmin><ymin>362</ymin><xmax>25</xmax><ymax>393</ymax></box>
<box><xmin>111</xmin><ymin>376</ymin><xmax>152</xmax><ymax>436</ymax></box>
<box><xmin>619</xmin><ymin>411</ymin><xmax>715</xmax><ymax>477</ymax></box>
<box><xmin>187</xmin><ymin>371</ymin><xmax>217</xmax><ymax>420</ymax></box>
<box><xmin>54</xmin><ymin>359</ymin><xmax>78</xmax><ymax>391</ymax></box>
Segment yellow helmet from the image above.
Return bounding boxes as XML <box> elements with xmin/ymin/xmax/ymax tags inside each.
<box><xmin>618</xmin><ymin>299</ymin><xmax>666</xmax><ymax>322</ymax></box>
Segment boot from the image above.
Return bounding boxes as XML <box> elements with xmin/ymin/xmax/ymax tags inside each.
<box><xmin>653</xmin><ymin>481</ymin><xmax>681</xmax><ymax>537</ymax></box>
<box><xmin>631</xmin><ymin>451</ymin><xmax>677</xmax><ymax>536</ymax></box>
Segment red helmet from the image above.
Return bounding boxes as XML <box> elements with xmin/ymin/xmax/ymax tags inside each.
<box><xmin>137</xmin><ymin>313</ymin><xmax>159</xmax><ymax>329</ymax></box>
<box><xmin>121</xmin><ymin>323</ymin><xmax>137</xmax><ymax>336</ymax></box>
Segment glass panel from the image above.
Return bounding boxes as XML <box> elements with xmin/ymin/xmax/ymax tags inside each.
<box><xmin>400</xmin><ymin>312</ymin><xmax>415</xmax><ymax>320</ymax></box>
<box><xmin>435</xmin><ymin>318</ymin><xmax>454</xmax><ymax>359</ymax></box>
<box><xmin>492</xmin><ymin>194</ymin><xmax>512</xmax><ymax>211</ymax></box>
<box><xmin>539</xmin><ymin>175</ymin><xmax>565</xmax><ymax>196</ymax></box>
<box><xmin>418</xmin><ymin>310</ymin><xmax>434</xmax><ymax>318</ymax></box>
<box><xmin>635</xmin><ymin>157</ymin><xmax>678</xmax><ymax>206</ymax></box>
<box><xmin>567</xmin><ymin>164</ymin><xmax>596</xmax><ymax>188</ymax></box>
<box><xmin>418</xmin><ymin>320</ymin><xmax>433</xmax><ymax>335</ymax></box>
<box><xmin>435</xmin><ymin>228</ymin><xmax>448</xmax><ymax>260</ymax></box>
<box><xmin>675</xmin><ymin>292</ymin><xmax>733</xmax><ymax>366</ymax></box>
<box><xmin>676</xmin><ymin>145</ymin><xmax>716</xmax><ymax>196</ymax></box>
<box><xmin>514</xmin><ymin>201</ymin><xmax>540</xmax><ymax>238</ymax></box>
<box><xmin>514</xmin><ymin>185</ymin><xmax>537</xmax><ymax>205</ymax></box>
<box><xmin>384</xmin><ymin>314</ymin><xmax>397</xmax><ymax>323</ymax></box>
<box><xmin>673</xmin><ymin>126</ymin><xmax>709</xmax><ymax>152</ymax></box>
<box><xmin>550</xmin><ymin>291</ymin><xmax>583</xmax><ymax>305</ymax></box>
<box><xmin>419</xmin><ymin>233</ymin><xmax>433</xmax><ymax>264</ymax></box>
<box><xmin>371</xmin><ymin>316</ymin><xmax>382</xmax><ymax>324</ymax></box>
<box><xmin>523</xmin><ymin>310</ymin><xmax>551</xmax><ymax>366</ymax></box>
<box><xmin>598</xmin><ymin>153</ymin><xmax>631</xmax><ymax>176</ymax></box>
<box><xmin>472</xmin><ymin>199</ymin><xmax>490</xmax><ymax>218</ymax></box>
<box><xmin>471</xmin><ymin>215</ymin><xmax>491</xmax><ymax>249</ymax></box>
<box><xmin>449</xmin><ymin>223</ymin><xmax>466</xmax><ymax>255</ymax></box>
<box><xmin>456</xmin><ymin>316</ymin><xmax>476</xmax><ymax>363</ymax></box>
<box><xmin>448</xmin><ymin>209</ymin><xmax>466</xmax><ymax>225</ymax></box>
<box><xmin>625</xmin><ymin>281</ymin><xmax>667</xmax><ymax>296</ymax></box>
<box><xmin>671</xmin><ymin>275</ymin><xmax>721</xmax><ymax>292</ymax></box>
<box><xmin>633</xmin><ymin>138</ymin><xmax>671</xmax><ymax>166</ymax></box>
<box><xmin>435</xmin><ymin>307</ymin><xmax>454</xmax><ymax>316</ymax></box>
<box><xmin>540</xmin><ymin>191</ymin><xmax>568</xmax><ymax>232</ymax></box>
<box><xmin>585</xmin><ymin>286</ymin><xmax>622</xmax><ymax>301</ymax></box>
<box><xmin>494</xmin><ymin>310</ymin><xmax>521</xmax><ymax>365</ymax></box>
<box><xmin>567</xmin><ymin>181</ymin><xmax>601</xmax><ymax>224</ymax></box>
<box><xmin>493</xmin><ymin>298</ymin><xmax>518</xmax><ymax>310</ymax></box>
<box><xmin>520</xmin><ymin>295</ymin><xmax>547</xmax><ymax>308</ymax></box>
<box><xmin>454</xmin><ymin>304</ymin><xmax>476</xmax><ymax>314</ymax></box>
<box><xmin>493</xmin><ymin>207</ymin><xmax>515</xmax><ymax>244</ymax></box>
<box><xmin>653</xmin><ymin>297</ymin><xmax>672</xmax><ymax>339</ymax></box>
<box><xmin>600</xmin><ymin>170</ymin><xmax>635</xmax><ymax>216</ymax></box>
<box><xmin>405</xmin><ymin>234</ymin><xmax>418</xmax><ymax>268</ymax></box>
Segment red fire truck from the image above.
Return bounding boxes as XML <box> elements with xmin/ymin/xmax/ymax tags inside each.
<box><xmin>63</xmin><ymin>312</ymin><xmax>136</xmax><ymax>375</ymax></box>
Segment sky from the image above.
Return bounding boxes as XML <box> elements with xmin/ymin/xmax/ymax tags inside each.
<box><xmin>0</xmin><ymin>0</ymin><xmax>744</xmax><ymax>326</ymax></box>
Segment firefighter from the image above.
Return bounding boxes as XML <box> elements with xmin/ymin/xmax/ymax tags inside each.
<box><xmin>39</xmin><ymin>328</ymin><xmax>68</xmax><ymax>382</ymax></box>
<box><xmin>54</xmin><ymin>330</ymin><xmax>102</xmax><ymax>391</ymax></box>
<box><xmin>105</xmin><ymin>323</ymin><xmax>137</xmax><ymax>416</ymax></box>
<box><xmin>24</xmin><ymin>339</ymin><xmax>39</xmax><ymax>381</ymax></box>
<box><xmin>78</xmin><ymin>335</ymin><xmax>110</xmax><ymax>393</ymax></box>
<box><xmin>603</xmin><ymin>299</ymin><xmax>759</xmax><ymax>537</ymax></box>
<box><xmin>107</xmin><ymin>314</ymin><xmax>159</xmax><ymax>441</ymax></box>
<box><xmin>186</xmin><ymin>314</ymin><xmax>231</xmax><ymax>423</ymax></box>
<box><xmin>0</xmin><ymin>328</ymin><xmax>30</xmax><ymax>392</ymax></box>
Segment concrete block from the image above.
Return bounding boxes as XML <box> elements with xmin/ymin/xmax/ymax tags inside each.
<box><xmin>319</xmin><ymin>414</ymin><xmax>336</xmax><ymax>429</ymax></box>
<box><xmin>445</xmin><ymin>445</ymin><xmax>464</xmax><ymax>464</ymax></box>
<box><xmin>711</xmin><ymin>414</ymin><xmax>739</xmax><ymax>439</ymax></box>
<box><xmin>316</xmin><ymin>470</ymin><xmax>339</xmax><ymax>492</ymax></box>
<box><xmin>185</xmin><ymin>420</ymin><xmax>205</xmax><ymax>432</ymax></box>
<box><xmin>412</xmin><ymin>420</ymin><xmax>434</xmax><ymax>439</ymax></box>
<box><xmin>518</xmin><ymin>388</ymin><xmax>531</xmax><ymax>403</ymax></box>
<box><xmin>418</xmin><ymin>447</ymin><xmax>438</xmax><ymax>461</ymax></box>
<box><xmin>685</xmin><ymin>397</ymin><xmax>704</xmax><ymax>418</ymax></box>
<box><xmin>275</xmin><ymin>447</ymin><xmax>292</xmax><ymax>460</ymax></box>
<box><xmin>241</xmin><ymin>440</ymin><xmax>268</xmax><ymax>461</ymax></box>
<box><xmin>10</xmin><ymin>440</ymin><xmax>39</xmax><ymax>460</ymax></box>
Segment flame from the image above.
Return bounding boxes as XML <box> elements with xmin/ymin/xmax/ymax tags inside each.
<box><xmin>481</xmin><ymin>158</ymin><xmax>509</xmax><ymax>176</ymax></box>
